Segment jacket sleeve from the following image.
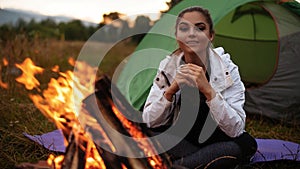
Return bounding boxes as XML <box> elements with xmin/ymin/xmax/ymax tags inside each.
<box><xmin>142</xmin><ymin>60</ymin><xmax>177</xmax><ymax>128</ymax></box>
<box><xmin>207</xmin><ymin>55</ymin><xmax>246</xmax><ymax>138</ymax></box>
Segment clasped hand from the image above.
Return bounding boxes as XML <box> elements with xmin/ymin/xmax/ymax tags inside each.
<box><xmin>175</xmin><ymin>63</ymin><xmax>210</xmax><ymax>92</ymax></box>
<box><xmin>164</xmin><ymin>63</ymin><xmax>215</xmax><ymax>101</ymax></box>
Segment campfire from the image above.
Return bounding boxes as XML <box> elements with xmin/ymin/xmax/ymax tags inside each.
<box><xmin>14</xmin><ymin>58</ymin><xmax>172</xmax><ymax>169</ymax></box>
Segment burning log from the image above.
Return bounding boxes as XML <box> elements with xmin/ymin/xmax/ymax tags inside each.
<box><xmin>81</xmin><ymin>75</ymin><xmax>172</xmax><ymax>169</ymax></box>
<box><xmin>61</xmin><ymin>133</ymin><xmax>86</xmax><ymax>169</ymax></box>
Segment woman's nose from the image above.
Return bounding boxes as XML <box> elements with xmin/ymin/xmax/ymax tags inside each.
<box><xmin>188</xmin><ymin>27</ymin><xmax>196</xmax><ymax>37</ymax></box>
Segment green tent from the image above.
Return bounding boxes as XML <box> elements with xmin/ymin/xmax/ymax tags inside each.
<box><xmin>116</xmin><ymin>0</ymin><xmax>300</xmax><ymax>123</ymax></box>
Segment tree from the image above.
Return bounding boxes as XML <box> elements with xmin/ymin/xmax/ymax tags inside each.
<box><xmin>161</xmin><ymin>0</ymin><xmax>183</xmax><ymax>13</ymax></box>
<box><xmin>0</xmin><ymin>23</ymin><xmax>15</xmax><ymax>41</ymax></box>
<box><xmin>131</xmin><ymin>15</ymin><xmax>152</xmax><ymax>43</ymax></box>
<box><xmin>64</xmin><ymin>20</ymin><xmax>88</xmax><ymax>40</ymax></box>
<box><xmin>15</xmin><ymin>18</ymin><xmax>27</xmax><ymax>32</ymax></box>
<box><xmin>40</xmin><ymin>18</ymin><xmax>57</xmax><ymax>28</ymax></box>
<box><xmin>101</xmin><ymin>12</ymin><xmax>125</xmax><ymax>25</ymax></box>
<box><xmin>98</xmin><ymin>12</ymin><xmax>129</xmax><ymax>42</ymax></box>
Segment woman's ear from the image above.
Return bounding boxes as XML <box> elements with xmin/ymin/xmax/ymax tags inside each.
<box><xmin>210</xmin><ymin>31</ymin><xmax>215</xmax><ymax>41</ymax></box>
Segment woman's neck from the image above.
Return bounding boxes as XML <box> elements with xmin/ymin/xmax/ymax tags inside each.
<box><xmin>184</xmin><ymin>51</ymin><xmax>207</xmax><ymax>70</ymax></box>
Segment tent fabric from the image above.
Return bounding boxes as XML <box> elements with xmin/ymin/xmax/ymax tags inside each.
<box><xmin>116</xmin><ymin>0</ymin><xmax>300</xmax><ymax>123</ymax></box>
<box><xmin>213</xmin><ymin>3</ymin><xmax>278</xmax><ymax>84</ymax></box>
<box><xmin>244</xmin><ymin>31</ymin><xmax>300</xmax><ymax>123</ymax></box>
<box><xmin>24</xmin><ymin>129</ymin><xmax>300</xmax><ymax>164</ymax></box>
<box><xmin>215</xmin><ymin>3</ymin><xmax>277</xmax><ymax>41</ymax></box>
<box><xmin>282</xmin><ymin>1</ymin><xmax>300</xmax><ymax>16</ymax></box>
<box><xmin>244</xmin><ymin>2</ymin><xmax>300</xmax><ymax>123</ymax></box>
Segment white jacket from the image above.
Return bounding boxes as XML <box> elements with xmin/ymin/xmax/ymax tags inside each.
<box><xmin>143</xmin><ymin>47</ymin><xmax>246</xmax><ymax>138</ymax></box>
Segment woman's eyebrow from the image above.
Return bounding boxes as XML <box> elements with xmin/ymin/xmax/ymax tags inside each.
<box><xmin>179</xmin><ymin>22</ymin><xmax>189</xmax><ymax>25</ymax></box>
<box><xmin>179</xmin><ymin>22</ymin><xmax>206</xmax><ymax>26</ymax></box>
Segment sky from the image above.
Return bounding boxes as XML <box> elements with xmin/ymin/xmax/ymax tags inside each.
<box><xmin>0</xmin><ymin>0</ymin><xmax>170</xmax><ymax>23</ymax></box>
<box><xmin>2</xmin><ymin>0</ymin><xmax>300</xmax><ymax>24</ymax></box>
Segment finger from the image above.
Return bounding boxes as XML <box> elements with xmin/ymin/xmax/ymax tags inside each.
<box><xmin>187</xmin><ymin>65</ymin><xmax>207</xmax><ymax>79</ymax></box>
<box><xmin>186</xmin><ymin>63</ymin><xmax>205</xmax><ymax>72</ymax></box>
<box><xmin>177</xmin><ymin>66</ymin><xmax>191</xmax><ymax>75</ymax></box>
<box><xmin>180</xmin><ymin>73</ymin><xmax>197</xmax><ymax>86</ymax></box>
<box><xmin>177</xmin><ymin>78</ymin><xmax>196</xmax><ymax>88</ymax></box>
<box><xmin>175</xmin><ymin>70</ymin><xmax>195</xmax><ymax>83</ymax></box>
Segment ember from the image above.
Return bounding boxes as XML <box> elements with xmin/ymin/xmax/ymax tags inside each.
<box><xmin>14</xmin><ymin>58</ymin><xmax>172</xmax><ymax>169</ymax></box>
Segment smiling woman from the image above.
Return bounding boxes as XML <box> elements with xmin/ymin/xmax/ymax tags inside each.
<box><xmin>1</xmin><ymin>0</ymin><xmax>170</xmax><ymax>23</ymax></box>
<box><xmin>142</xmin><ymin>6</ymin><xmax>257</xmax><ymax>169</ymax></box>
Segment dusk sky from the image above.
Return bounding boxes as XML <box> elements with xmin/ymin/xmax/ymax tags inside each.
<box><xmin>0</xmin><ymin>0</ymin><xmax>170</xmax><ymax>23</ymax></box>
<box><xmin>2</xmin><ymin>0</ymin><xmax>299</xmax><ymax>23</ymax></box>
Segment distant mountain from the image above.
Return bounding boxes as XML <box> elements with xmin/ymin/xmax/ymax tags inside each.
<box><xmin>0</xmin><ymin>8</ymin><xmax>98</xmax><ymax>27</ymax></box>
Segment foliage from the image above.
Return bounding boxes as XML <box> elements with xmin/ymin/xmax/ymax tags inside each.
<box><xmin>98</xmin><ymin>12</ymin><xmax>152</xmax><ymax>43</ymax></box>
<box><xmin>161</xmin><ymin>0</ymin><xmax>183</xmax><ymax>13</ymax></box>
<box><xmin>0</xmin><ymin>12</ymin><xmax>154</xmax><ymax>43</ymax></box>
<box><xmin>131</xmin><ymin>15</ymin><xmax>152</xmax><ymax>44</ymax></box>
<box><xmin>63</xmin><ymin>20</ymin><xmax>89</xmax><ymax>41</ymax></box>
<box><xmin>0</xmin><ymin>18</ymin><xmax>96</xmax><ymax>42</ymax></box>
<box><xmin>101</xmin><ymin>12</ymin><xmax>125</xmax><ymax>24</ymax></box>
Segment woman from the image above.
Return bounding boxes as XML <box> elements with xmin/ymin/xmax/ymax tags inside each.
<box><xmin>143</xmin><ymin>6</ymin><xmax>257</xmax><ymax>169</ymax></box>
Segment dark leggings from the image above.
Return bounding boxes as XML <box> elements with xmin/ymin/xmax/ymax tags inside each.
<box><xmin>156</xmin><ymin>132</ymin><xmax>257</xmax><ymax>169</ymax></box>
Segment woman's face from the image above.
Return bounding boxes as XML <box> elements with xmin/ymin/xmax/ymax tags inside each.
<box><xmin>176</xmin><ymin>11</ymin><xmax>214</xmax><ymax>55</ymax></box>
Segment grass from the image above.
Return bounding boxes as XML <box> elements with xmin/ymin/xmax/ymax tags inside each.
<box><xmin>0</xmin><ymin>91</ymin><xmax>57</xmax><ymax>168</ymax></box>
<box><xmin>246</xmin><ymin>114</ymin><xmax>300</xmax><ymax>143</ymax></box>
<box><xmin>0</xmin><ymin>37</ymin><xmax>299</xmax><ymax>169</ymax></box>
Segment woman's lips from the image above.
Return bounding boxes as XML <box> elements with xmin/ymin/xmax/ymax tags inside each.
<box><xmin>185</xmin><ymin>40</ymin><xmax>199</xmax><ymax>45</ymax></box>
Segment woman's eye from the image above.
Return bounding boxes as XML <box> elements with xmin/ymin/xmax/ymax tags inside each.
<box><xmin>195</xmin><ymin>26</ymin><xmax>206</xmax><ymax>31</ymax></box>
<box><xmin>179</xmin><ymin>26</ymin><xmax>189</xmax><ymax>32</ymax></box>
<box><xmin>178</xmin><ymin>24</ymin><xmax>206</xmax><ymax>32</ymax></box>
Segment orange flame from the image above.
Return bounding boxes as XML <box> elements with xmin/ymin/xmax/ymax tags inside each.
<box><xmin>15</xmin><ymin>58</ymin><xmax>44</xmax><ymax>90</ymax></box>
<box><xmin>3</xmin><ymin>58</ymin><xmax>8</xmax><ymax>66</ymax></box>
<box><xmin>47</xmin><ymin>154</ymin><xmax>64</xmax><ymax>169</ymax></box>
<box><xmin>15</xmin><ymin>58</ymin><xmax>107</xmax><ymax>169</ymax></box>
<box><xmin>111</xmin><ymin>105</ymin><xmax>167</xmax><ymax>169</ymax></box>
<box><xmin>0</xmin><ymin>58</ymin><xmax>9</xmax><ymax>89</ymax></box>
<box><xmin>51</xmin><ymin>65</ymin><xmax>60</xmax><ymax>73</ymax></box>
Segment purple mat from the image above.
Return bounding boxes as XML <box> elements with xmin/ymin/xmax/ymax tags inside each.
<box><xmin>251</xmin><ymin>138</ymin><xmax>300</xmax><ymax>163</ymax></box>
<box><xmin>24</xmin><ymin>130</ymin><xmax>300</xmax><ymax>163</ymax></box>
<box><xmin>23</xmin><ymin>129</ymin><xmax>65</xmax><ymax>153</ymax></box>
